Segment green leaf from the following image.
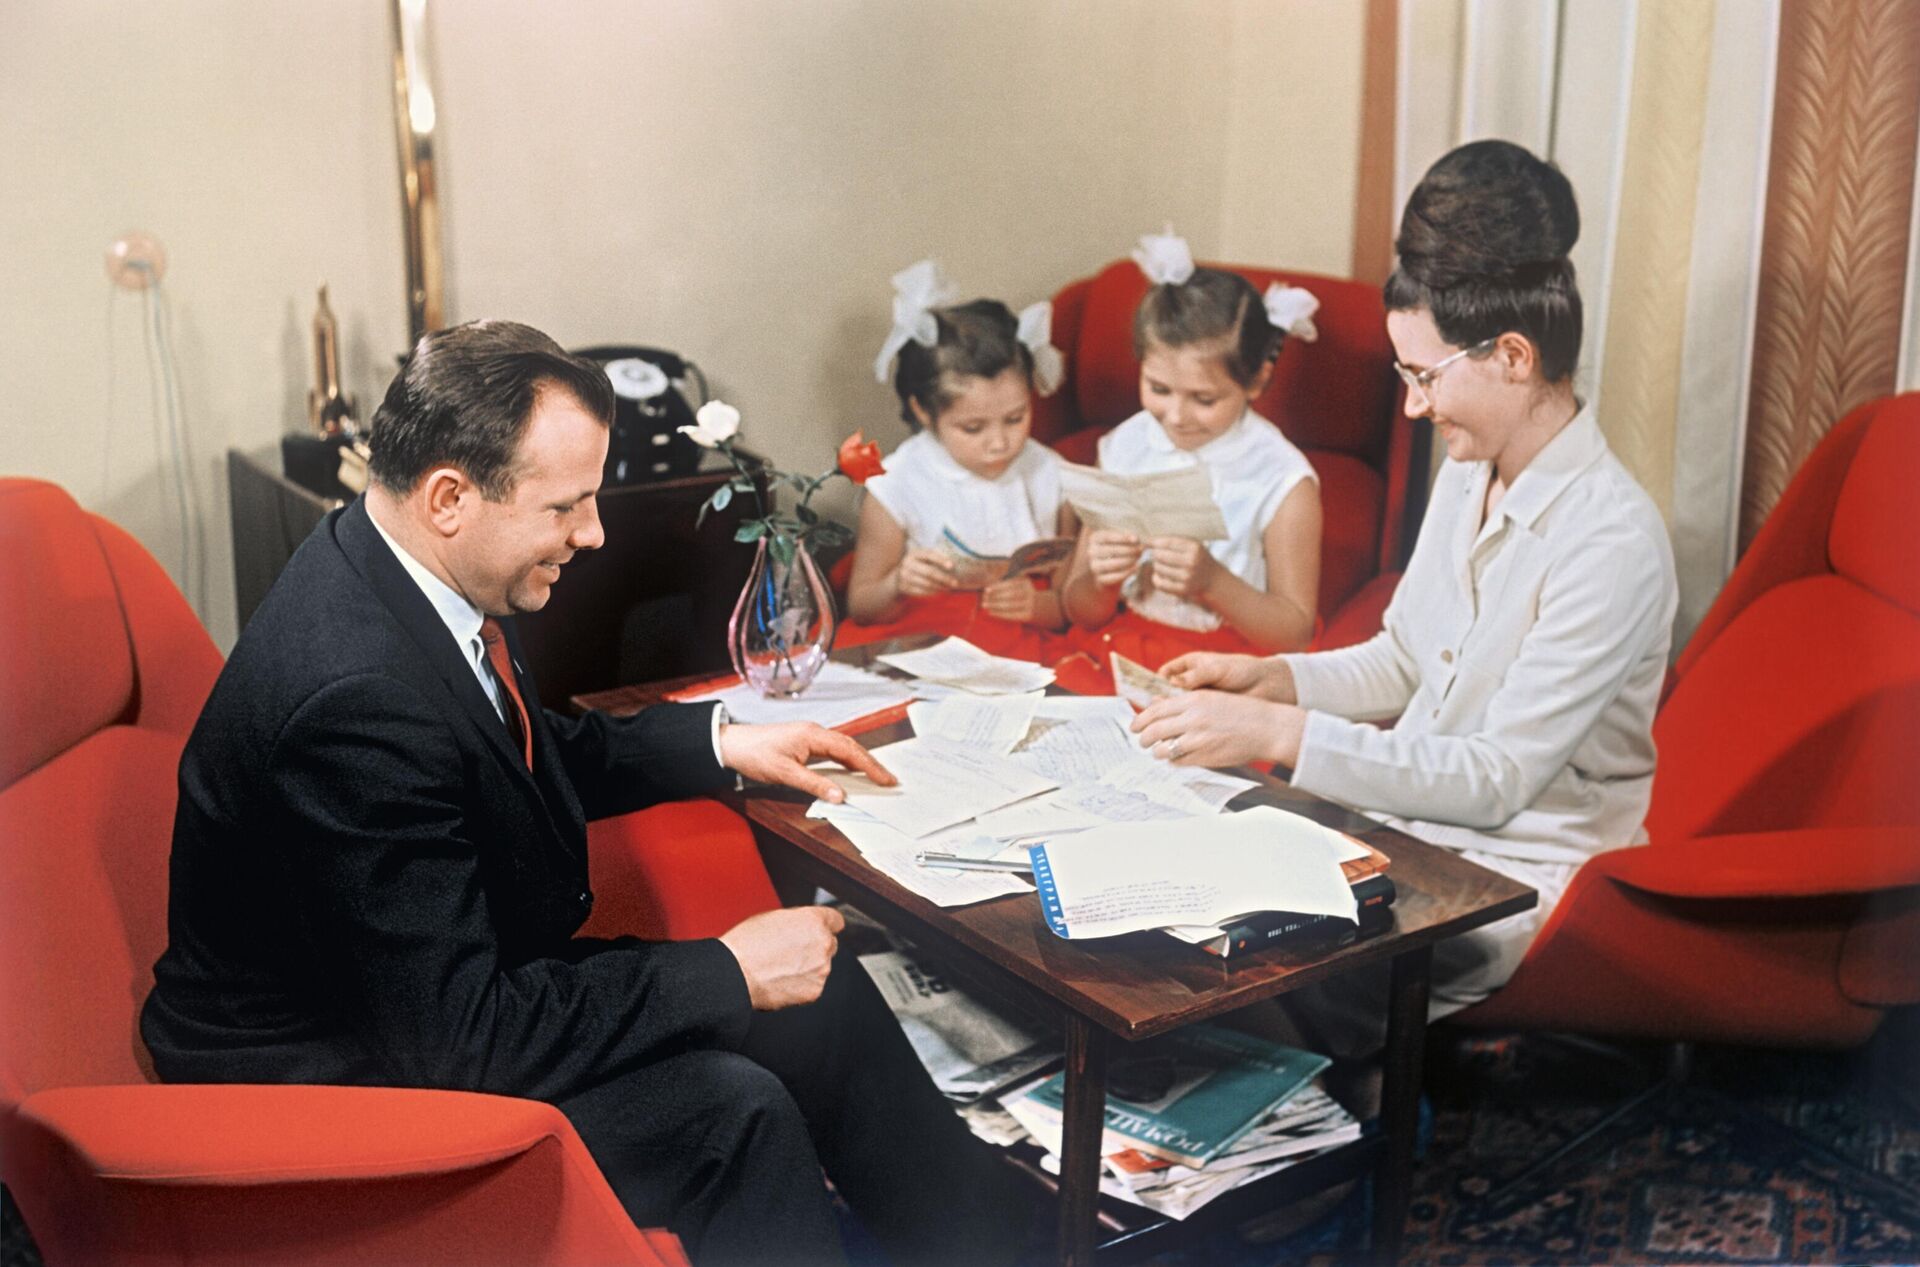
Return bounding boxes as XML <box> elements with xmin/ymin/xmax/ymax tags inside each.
<box><xmin>769</xmin><ymin>533</ymin><xmax>795</xmax><ymax>566</ymax></box>
<box><xmin>734</xmin><ymin>520</ymin><xmax>768</xmax><ymax>543</ymax></box>
<box><xmin>795</xmin><ymin>503</ymin><xmax>817</xmax><ymax>525</ymax></box>
<box><xmin>731</xmin><ymin>477</ymin><xmax>757</xmax><ymax>493</ymax></box>
<box><xmin>696</xmin><ymin>500</ymin><xmax>711</xmax><ymax>530</ymax></box>
<box><xmin>711</xmin><ymin>483</ymin><xmax>733</xmax><ymax>512</ymax></box>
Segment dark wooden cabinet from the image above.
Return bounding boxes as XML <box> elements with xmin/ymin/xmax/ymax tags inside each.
<box><xmin>227</xmin><ymin>447</ymin><xmax>763</xmax><ymax>707</ymax></box>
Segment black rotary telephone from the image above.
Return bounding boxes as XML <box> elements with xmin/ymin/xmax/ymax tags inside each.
<box><xmin>574</xmin><ymin>345</ymin><xmax>711</xmax><ymax>485</ymax></box>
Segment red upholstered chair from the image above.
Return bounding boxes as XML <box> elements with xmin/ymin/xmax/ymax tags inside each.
<box><xmin>1454</xmin><ymin>392</ymin><xmax>1920</xmax><ymax>1051</ymax></box>
<box><xmin>1032</xmin><ymin>259</ymin><xmax>1427</xmax><ymax>648</ymax></box>
<box><xmin>0</xmin><ymin>479</ymin><xmax>778</xmax><ymax>1266</ymax></box>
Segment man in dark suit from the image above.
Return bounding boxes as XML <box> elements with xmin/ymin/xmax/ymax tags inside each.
<box><xmin>141</xmin><ymin>321</ymin><xmax>1030</xmax><ymax>1266</ymax></box>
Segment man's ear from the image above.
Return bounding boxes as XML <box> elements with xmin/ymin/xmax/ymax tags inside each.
<box><xmin>420</xmin><ymin>466</ymin><xmax>469</xmax><ymax>538</ymax></box>
<box><xmin>1495</xmin><ymin>332</ymin><xmax>1538</xmax><ymax>382</ymax></box>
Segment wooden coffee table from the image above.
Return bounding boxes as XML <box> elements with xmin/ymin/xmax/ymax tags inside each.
<box><xmin>576</xmin><ymin>655</ymin><xmax>1535</xmax><ymax>1266</ymax></box>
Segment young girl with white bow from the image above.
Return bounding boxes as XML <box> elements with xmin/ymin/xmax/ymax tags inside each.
<box><xmin>1061</xmin><ymin>230</ymin><xmax>1326</xmax><ymax>670</ymax></box>
<box><xmin>840</xmin><ymin>260</ymin><xmax>1072</xmax><ymax>659</ymax></box>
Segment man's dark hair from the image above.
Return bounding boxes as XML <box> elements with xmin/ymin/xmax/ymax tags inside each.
<box><xmin>367</xmin><ymin>320</ymin><xmax>616</xmax><ymax>499</ymax></box>
<box><xmin>893</xmin><ymin>299</ymin><xmax>1035</xmax><ymax>429</ymax></box>
<box><xmin>1383</xmin><ymin>139</ymin><xmax>1584</xmax><ymax>384</ymax></box>
<box><xmin>1132</xmin><ymin>266</ymin><xmax>1285</xmax><ymax>389</ymax></box>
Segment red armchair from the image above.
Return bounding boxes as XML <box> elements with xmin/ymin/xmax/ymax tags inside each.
<box><xmin>1455</xmin><ymin>392</ymin><xmax>1920</xmax><ymax>1047</ymax></box>
<box><xmin>0</xmin><ymin>479</ymin><xmax>778</xmax><ymax>1266</ymax></box>
<box><xmin>1032</xmin><ymin>258</ymin><xmax>1426</xmax><ymax>648</ymax></box>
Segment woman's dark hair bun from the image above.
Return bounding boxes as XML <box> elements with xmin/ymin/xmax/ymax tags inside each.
<box><xmin>1394</xmin><ymin>139</ymin><xmax>1579</xmax><ymax>291</ymax></box>
<box><xmin>1384</xmin><ymin>139</ymin><xmax>1585</xmax><ymax>384</ymax></box>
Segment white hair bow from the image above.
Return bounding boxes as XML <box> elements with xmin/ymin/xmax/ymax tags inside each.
<box><xmin>874</xmin><ymin>258</ymin><xmax>957</xmax><ymax>384</ymax></box>
<box><xmin>1263</xmin><ymin>282</ymin><xmax>1320</xmax><ymax>343</ymax></box>
<box><xmin>1131</xmin><ymin>227</ymin><xmax>1195</xmax><ymax>286</ymax></box>
<box><xmin>1016</xmin><ymin>301</ymin><xmax>1066</xmax><ymax>397</ymax></box>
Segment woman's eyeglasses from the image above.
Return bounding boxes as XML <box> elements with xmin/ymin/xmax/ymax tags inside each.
<box><xmin>1394</xmin><ymin>338</ymin><xmax>1497</xmax><ymax>396</ymax></box>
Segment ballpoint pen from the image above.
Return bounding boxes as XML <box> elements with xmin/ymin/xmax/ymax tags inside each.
<box><xmin>914</xmin><ymin>850</ymin><xmax>1033</xmax><ymax>873</ymax></box>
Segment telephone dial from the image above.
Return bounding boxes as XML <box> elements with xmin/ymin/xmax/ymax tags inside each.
<box><xmin>574</xmin><ymin>344</ymin><xmax>711</xmax><ymax>485</ymax></box>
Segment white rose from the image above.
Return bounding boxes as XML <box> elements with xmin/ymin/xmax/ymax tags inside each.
<box><xmin>680</xmin><ymin>400</ymin><xmax>742</xmax><ymax>448</ymax></box>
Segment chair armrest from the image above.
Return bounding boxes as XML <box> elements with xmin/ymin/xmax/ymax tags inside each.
<box><xmin>1596</xmin><ymin>827</ymin><xmax>1920</xmax><ymax>900</ymax></box>
<box><xmin>16</xmin><ymin>1083</ymin><xmax>572</xmax><ymax>1182</ymax></box>
<box><xmin>6</xmin><ymin>1084</ymin><xmax>688</xmax><ymax>1267</ymax></box>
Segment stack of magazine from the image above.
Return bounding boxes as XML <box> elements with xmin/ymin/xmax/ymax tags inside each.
<box><xmin>996</xmin><ymin>1024</ymin><xmax>1361</xmax><ymax>1221</ymax></box>
<box><xmin>861</xmin><ymin>947</ymin><xmax>1362</xmax><ymax>1223</ymax></box>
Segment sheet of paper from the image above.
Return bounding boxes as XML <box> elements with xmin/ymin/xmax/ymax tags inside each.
<box><xmin>1032</xmin><ymin>695</ymin><xmax>1138</xmax><ymax>727</ymax></box>
<box><xmin>1009</xmin><ymin>718</ymin><xmax>1144</xmax><ymax>787</ymax></box>
<box><xmin>1110</xmin><ymin>652</ymin><xmax>1182</xmax><ymax>711</ymax></box>
<box><xmin>1052</xmin><ymin>781</ymin><xmax>1209</xmax><ymax>825</ymax></box>
<box><xmin>1030</xmin><ymin>806</ymin><xmax>1359</xmax><ymax>939</ymax></box>
<box><xmin>1166</xmin><ymin>767</ymin><xmax>1262</xmax><ymax>810</ymax></box>
<box><xmin>876</xmin><ymin>637</ymin><xmax>1055</xmax><ymax>695</ymax></box>
<box><xmin>818</xmin><ymin>736</ymin><xmax>1058</xmax><ymax>838</ymax></box>
<box><xmin>906</xmin><ymin>692</ymin><xmax>1041</xmax><ymax>754</ymax></box>
<box><xmin>829</xmin><ymin>815</ymin><xmax>1032</xmax><ymax>906</ymax></box>
<box><xmin>1092</xmin><ymin>763</ymin><xmax>1220</xmax><ymax>818</ymax></box>
<box><xmin>1059</xmin><ymin>462</ymin><xmax>1229</xmax><ymax>540</ymax></box>
<box><xmin>680</xmin><ymin>661</ymin><xmax>913</xmax><ymax>729</ymax></box>
<box><xmin>973</xmin><ymin>793</ymin><xmax>1106</xmax><ymax>841</ymax></box>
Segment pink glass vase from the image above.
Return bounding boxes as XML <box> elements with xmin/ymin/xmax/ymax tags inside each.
<box><xmin>727</xmin><ymin>536</ymin><xmax>838</xmax><ymax>698</ymax></box>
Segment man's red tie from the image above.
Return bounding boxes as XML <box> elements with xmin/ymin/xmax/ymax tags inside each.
<box><xmin>479</xmin><ymin>618</ymin><xmax>533</xmax><ymax>768</ymax></box>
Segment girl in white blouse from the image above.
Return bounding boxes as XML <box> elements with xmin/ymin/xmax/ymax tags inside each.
<box><xmin>843</xmin><ymin>268</ymin><xmax>1072</xmax><ymax>660</ymax></box>
<box><xmin>1061</xmin><ymin>235</ymin><xmax>1325</xmax><ymax>669</ymax></box>
<box><xmin>1134</xmin><ymin>141</ymin><xmax>1678</xmax><ymax>1049</ymax></box>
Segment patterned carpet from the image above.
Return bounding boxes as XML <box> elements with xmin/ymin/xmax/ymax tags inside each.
<box><xmin>6</xmin><ymin>1031</ymin><xmax>1916</xmax><ymax>1266</ymax></box>
<box><xmin>1142</xmin><ymin>1028</ymin><xmax>1920</xmax><ymax>1267</ymax></box>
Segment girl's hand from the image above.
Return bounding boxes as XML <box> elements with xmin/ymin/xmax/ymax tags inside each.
<box><xmin>1086</xmin><ymin>530</ymin><xmax>1144</xmax><ymax>588</ymax></box>
<box><xmin>980</xmin><ymin>576</ymin><xmax>1039</xmax><ymax>622</ymax></box>
<box><xmin>1130</xmin><ymin>690</ymin><xmax>1307</xmax><ymax>769</ymax></box>
<box><xmin>1146</xmin><ymin>536</ymin><xmax>1219</xmax><ymax>601</ymax></box>
<box><xmin>895</xmin><ymin>549</ymin><xmax>958</xmax><ymax>598</ymax></box>
<box><xmin>1160</xmin><ymin>652</ymin><xmax>1295</xmax><ymax>702</ymax></box>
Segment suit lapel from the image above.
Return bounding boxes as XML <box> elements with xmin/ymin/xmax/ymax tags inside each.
<box><xmin>333</xmin><ymin>500</ymin><xmax>556</xmax><ymax>811</ymax></box>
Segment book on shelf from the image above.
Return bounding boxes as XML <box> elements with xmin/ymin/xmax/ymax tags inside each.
<box><xmin>1011</xmin><ymin>1023</ymin><xmax>1328</xmax><ymax>1169</ymax></box>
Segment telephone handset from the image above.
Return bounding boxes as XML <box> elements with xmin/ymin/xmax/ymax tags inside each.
<box><xmin>574</xmin><ymin>344</ymin><xmax>711</xmax><ymax>485</ymax></box>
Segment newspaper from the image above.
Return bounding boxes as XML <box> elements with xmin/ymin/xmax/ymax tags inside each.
<box><xmin>859</xmin><ymin>950</ymin><xmax>1059</xmax><ymax>1102</ymax></box>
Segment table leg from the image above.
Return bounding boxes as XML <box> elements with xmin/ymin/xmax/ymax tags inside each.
<box><xmin>1056</xmin><ymin>1014</ymin><xmax>1110</xmax><ymax>1267</ymax></box>
<box><xmin>1372</xmin><ymin>944</ymin><xmax>1431</xmax><ymax>1266</ymax></box>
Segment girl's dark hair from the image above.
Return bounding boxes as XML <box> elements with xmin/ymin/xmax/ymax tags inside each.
<box><xmin>1132</xmin><ymin>267</ymin><xmax>1282</xmax><ymax>389</ymax></box>
<box><xmin>1383</xmin><ymin>139</ymin><xmax>1583</xmax><ymax>383</ymax></box>
<box><xmin>893</xmin><ymin>299</ymin><xmax>1034</xmax><ymax>429</ymax></box>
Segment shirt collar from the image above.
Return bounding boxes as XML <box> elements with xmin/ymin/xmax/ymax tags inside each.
<box><xmin>1142</xmin><ymin>408</ymin><xmax>1251</xmax><ymax>460</ymax></box>
<box><xmin>365</xmin><ymin>501</ymin><xmax>487</xmax><ymax>655</ymax></box>
<box><xmin>1493</xmin><ymin>403</ymin><xmax>1608</xmax><ymax>532</ymax></box>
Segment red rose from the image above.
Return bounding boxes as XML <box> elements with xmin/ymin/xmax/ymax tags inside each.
<box><xmin>837</xmin><ymin>431</ymin><xmax>886</xmax><ymax>484</ymax></box>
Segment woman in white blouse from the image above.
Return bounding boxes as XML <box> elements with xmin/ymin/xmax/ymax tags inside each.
<box><xmin>1133</xmin><ymin>140</ymin><xmax>1678</xmax><ymax>1049</ymax></box>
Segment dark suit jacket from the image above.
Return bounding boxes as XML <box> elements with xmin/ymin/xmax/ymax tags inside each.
<box><xmin>141</xmin><ymin>498</ymin><xmax>752</xmax><ymax>1103</ymax></box>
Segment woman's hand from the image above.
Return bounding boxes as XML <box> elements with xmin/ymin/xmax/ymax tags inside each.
<box><xmin>980</xmin><ymin>576</ymin><xmax>1039</xmax><ymax>622</ymax></box>
<box><xmin>1130</xmin><ymin>691</ymin><xmax>1307</xmax><ymax>769</ymax></box>
<box><xmin>1159</xmin><ymin>652</ymin><xmax>1297</xmax><ymax>703</ymax></box>
<box><xmin>1085</xmin><ymin>530</ymin><xmax>1145</xmax><ymax>589</ymax></box>
<box><xmin>895</xmin><ymin>549</ymin><xmax>958</xmax><ymax>598</ymax></box>
<box><xmin>1145</xmin><ymin>536</ymin><xmax>1220</xmax><ymax>602</ymax></box>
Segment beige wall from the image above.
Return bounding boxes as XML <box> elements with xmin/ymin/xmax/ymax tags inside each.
<box><xmin>0</xmin><ymin>0</ymin><xmax>1363</xmax><ymax>647</ymax></box>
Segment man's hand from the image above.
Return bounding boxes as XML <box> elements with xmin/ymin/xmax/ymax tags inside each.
<box><xmin>1160</xmin><ymin>652</ymin><xmax>1297</xmax><ymax>703</ymax></box>
<box><xmin>896</xmin><ymin>549</ymin><xmax>958</xmax><ymax>598</ymax></box>
<box><xmin>718</xmin><ymin>721</ymin><xmax>896</xmax><ymax>803</ymax></box>
<box><xmin>1145</xmin><ymin>536</ymin><xmax>1219</xmax><ymax>601</ymax></box>
<box><xmin>1131</xmin><ymin>690</ymin><xmax>1307</xmax><ymax>769</ymax></box>
<box><xmin>980</xmin><ymin>576</ymin><xmax>1040</xmax><ymax>622</ymax></box>
<box><xmin>719</xmin><ymin>906</ymin><xmax>844</xmax><ymax>1010</ymax></box>
<box><xmin>1086</xmin><ymin>530</ymin><xmax>1145</xmax><ymax>588</ymax></box>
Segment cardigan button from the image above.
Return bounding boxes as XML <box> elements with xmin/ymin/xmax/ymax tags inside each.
<box><xmin>1440</xmin><ymin>649</ymin><xmax>1454</xmax><ymax>663</ymax></box>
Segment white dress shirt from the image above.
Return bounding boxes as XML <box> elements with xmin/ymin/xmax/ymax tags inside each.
<box><xmin>365</xmin><ymin>503</ymin><xmax>728</xmax><ymax>765</ymax></box>
<box><xmin>1098</xmin><ymin>408</ymin><xmax>1318</xmax><ymax>632</ymax></box>
<box><xmin>1283</xmin><ymin>405</ymin><xmax>1677</xmax><ymax>867</ymax></box>
<box><xmin>863</xmin><ymin>431</ymin><xmax>1064</xmax><ymax>555</ymax></box>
